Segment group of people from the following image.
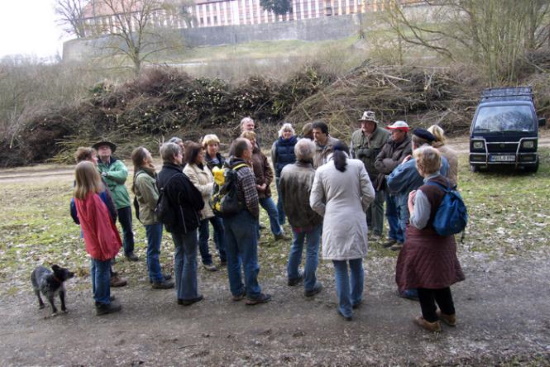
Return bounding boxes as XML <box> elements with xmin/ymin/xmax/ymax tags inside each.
<box><xmin>70</xmin><ymin>113</ymin><xmax>465</xmax><ymax>332</ymax></box>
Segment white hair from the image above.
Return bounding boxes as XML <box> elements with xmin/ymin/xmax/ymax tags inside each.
<box><xmin>278</xmin><ymin>123</ymin><xmax>295</xmax><ymax>137</ymax></box>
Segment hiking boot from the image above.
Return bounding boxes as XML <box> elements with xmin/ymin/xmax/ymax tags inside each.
<box><xmin>437</xmin><ymin>310</ymin><xmax>457</xmax><ymax>326</ymax></box>
<box><xmin>110</xmin><ymin>275</ymin><xmax>127</xmax><ymax>287</ymax></box>
<box><xmin>274</xmin><ymin>233</ymin><xmax>290</xmax><ymax>241</ymax></box>
<box><xmin>390</xmin><ymin>242</ymin><xmax>403</xmax><ymax>251</ymax></box>
<box><xmin>125</xmin><ymin>253</ymin><xmax>139</xmax><ymax>262</ymax></box>
<box><xmin>245</xmin><ymin>293</ymin><xmax>271</xmax><ymax>305</ymax></box>
<box><xmin>287</xmin><ymin>273</ymin><xmax>304</xmax><ymax>286</ymax></box>
<box><xmin>232</xmin><ymin>290</ymin><xmax>246</xmax><ymax>301</ymax></box>
<box><xmin>203</xmin><ymin>263</ymin><xmax>218</xmax><ymax>272</ymax></box>
<box><xmin>304</xmin><ymin>282</ymin><xmax>323</xmax><ymax>297</ymax></box>
<box><xmin>382</xmin><ymin>239</ymin><xmax>397</xmax><ymax>248</ymax></box>
<box><xmin>152</xmin><ymin>279</ymin><xmax>175</xmax><ymax>289</ymax></box>
<box><xmin>414</xmin><ymin>316</ymin><xmax>441</xmax><ymax>332</ymax></box>
<box><xmin>178</xmin><ymin>295</ymin><xmax>204</xmax><ymax>306</ymax></box>
<box><xmin>96</xmin><ymin>300</ymin><xmax>122</xmax><ymax>316</ymax></box>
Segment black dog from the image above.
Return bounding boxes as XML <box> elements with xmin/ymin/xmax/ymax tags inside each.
<box><xmin>31</xmin><ymin>265</ymin><xmax>74</xmax><ymax>316</ymax></box>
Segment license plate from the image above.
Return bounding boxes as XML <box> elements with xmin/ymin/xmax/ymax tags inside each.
<box><xmin>490</xmin><ymin>155</ymin><xmax>516</xmax><ymax>162</ymax></box>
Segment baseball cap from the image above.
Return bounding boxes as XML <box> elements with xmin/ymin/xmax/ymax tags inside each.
<box><xmin>386</xmin><ymin>121</ymin><xmax>409</xmax><ymax>132</ymax></box>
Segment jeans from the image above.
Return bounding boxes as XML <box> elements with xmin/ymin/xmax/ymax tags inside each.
<box><xmin>210</xmin><ymin>215</ymin><xmax>227</xmax><ymax>263</ymax></box>
<box><xmin>385</xmin><ymin>193</ymin><xmax>404</xmax><ymax>243</ymax></box>
<box><xmin>366</xmin><ymin>190</ymin><xmax>385</xmax><ymax>236</ymax></box>
<box><xmin>332</xmin><ymin>258</ymin><xmax>364</xmax><ymax>318</ymax></box>
<box><xmin>259</xmin><ymin>197</ymin><xmax>283</xmax><ymax>236</ymax></box>
<box><xmin>397</xmin><ymin>193</ymin><xmax>409</xmax><ymax>242</ymax></box>
<box><xmin>91</xmin><ymin>258</ymin><xmax>111</xmax><ymax>305</ymax></box>
<box><xmin>117</xmin><ymin>206</ymin><xmax>135</xmax><ymax>256</ymax></box>
<box><xmin>198</xmin><ymin>219</ymin><xmax>214</xmax><ymax>265</ymax></box>
<box><xmin>275</xmin><ymin>178</ymin><xmax>286</xmax><ymax>225</ymax></box>
<box><xmin>172</xmin><ymin>229</ymin><xmax>200</xmax><ymax>301</ymax></box>
<box><xmin>287</xmin><ymin>225</ymin><xmax>322</xmax><ymax>291</ymax></box>
<box><xmin>418</xmin><ymin>287</ymin><xmax>456</xmax><ymax>323</ymax></box>
<box><xmin>145</xmin><ymin>223</ymin><xmax>164</xmax><ymax>283</ymax></box>
<box><xmin>224</xmin><ymin>210</ymin><xmax>262</xmax><ymax>299</ymax></box>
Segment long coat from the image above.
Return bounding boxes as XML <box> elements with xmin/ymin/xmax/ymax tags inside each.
<box><xmin>310</xmin><ymin>158</ymin><xmax>375</xmax><ymax>260</ymax></box>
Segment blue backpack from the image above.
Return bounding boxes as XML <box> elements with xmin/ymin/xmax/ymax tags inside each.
<box><xmin>426</xmin><ymin>180</ymin><xmax>468</xmax><ymax>236</ymax></box>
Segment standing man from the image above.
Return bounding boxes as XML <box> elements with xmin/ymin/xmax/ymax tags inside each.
<box><xmin>350</xmin><ymin>111</ymin><xmax>390</xmax><ymax>241</ymax></box>
<box><xmin>93</xmin><ymin>140</ymin><xmax>138</xmax><ymax>262</ymax></box>
<box><xmin>240</xmin><ymin>117</ymin><xmax>261</xmax><ymax>148</ymax></box>
<box><xmin>312</xmin><ymin>121</ymin><xmax>340</xmax><ymax>169</ymax></box>
<box><xmin>374</xmin><ymin>121</ymin><xmax>412</xmax><ymax>250</ymax></box>
<box><xmin>224</xmin><ymin>138</ymin><xmax>271</xmax><ymax>305</ymax></box>
<box><xmin>280</xmin><ymin>139</ymin><xmax>324</xmax><ymax>297</ymax></box>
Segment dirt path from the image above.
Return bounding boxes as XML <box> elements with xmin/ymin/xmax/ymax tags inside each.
<box><xmin>1</xmin><ymin>133</ymin><xmax>550</xmax><ymax>365</ymax></box>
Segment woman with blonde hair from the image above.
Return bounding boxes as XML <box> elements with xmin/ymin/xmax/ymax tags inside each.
<box><xmin>73</xmin><ymin>161</ymin><xmax>122</xmax><ymax>316</ymax></box>
<box><xmin>395</xmin><ymin>146</ymin><xmax>465</xmax><ymax>332</ymax></box>
<box><xmin>427</xmin><ymin>125</ymin><xmax>458</xmax><ymax>185</ymax></box>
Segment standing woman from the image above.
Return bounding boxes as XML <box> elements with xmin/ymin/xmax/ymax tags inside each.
<box><xmin>202</xmin><ymin>134</ymin><xmax>227</xmax><ymax>265</ymax></box>
<box><xmin>131</xmin><ymin>147</ymin><xmax>174</xmax><ymax>289</ymax></box>
<box><xmin>395</xmin><ymin>146</ymin><xmax>465</xmax><ymax>332</ymax></box>
<box><xmin>73</xmin><ymin>161</ymin><xmax>122</xmax><ymax>315</ymax></box>
<box><xmin>183</xmin><ymin>142</ymin><xmax>219</xmax><ymax>271</ymax></box>
<box><xmin>310</xmin><ymin>142</ymin><xmax>375</xmax><ymax>321</ymax></box>
<box><xmin>427</xmin><ymin>125</ymin><xmax>459</xmax><ymax>185</ymax></box>
<box><xmin>271</xmin><ymin>122</ymin><xmax>298</xmax><ymax>226</ymax></box>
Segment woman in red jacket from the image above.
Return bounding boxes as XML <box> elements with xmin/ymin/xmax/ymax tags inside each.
<box><xmin>74</xmin><ymin>161</ymin><xmax>123</xmax><ymax>316</ymax></box>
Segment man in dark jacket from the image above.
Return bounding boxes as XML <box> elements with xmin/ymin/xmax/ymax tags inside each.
<box><xmin>280</xmin><ymin>139</ymin><xmax>324</xmax><ymax>297</ymax></box>
<box><xmin>157</xmin><ymin>142</ymin><xmax>204</xmax><ymax>306</ymax></box>
<box><xmin>224</xmin><ymin>138</ymin><xmax>271</xmax><ymax>305</ymax></box>
<box><xmin>374</xmin><ymin>121</ymin><xmax>412</xmax><ymax>248</ymax></box>
<box><xmin>350</xmin><ymin>111</ymin><xmax>390</xmax><ymax>240</ymax></box>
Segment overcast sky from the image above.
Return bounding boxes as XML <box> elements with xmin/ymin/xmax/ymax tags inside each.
<box><xmin>0</xmin><ymin>0</ymin><xmax>69</xmax><ymax>59</ymax></box>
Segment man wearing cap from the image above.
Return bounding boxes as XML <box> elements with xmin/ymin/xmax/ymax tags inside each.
<box><xmin>374</xmin><ymin>121</ymin><xmax>412</xmax><ymax>249</ymax></box>
<box><xmin>386</xmin><ymin>128</ymin><xmax>450</xmax><ymax>301</ymax></box>
<box><xmin>312</xmin><ymin>121</ymin><xmax>340</xmax><ymax>169</ymax></box>
<box><xmin>94</xmin><ymin>140</ymin><xmax>138</xmax><ymax>262</ymax></box>
<box><xmin>350</xmin><ymin>111</ymin><xmax>390</xmax><ymax>241</ymax></box>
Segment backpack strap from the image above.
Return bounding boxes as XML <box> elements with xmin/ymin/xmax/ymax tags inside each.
<box><xmin>232</xmin><ymin>163</ymin><xmax>249</xmax><ymax>171</ymax></box>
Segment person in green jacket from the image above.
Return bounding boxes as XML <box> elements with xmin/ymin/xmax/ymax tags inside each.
<box><xmin>350</xmin><ymin>111</ymin><xmax>390</xmax><ymax>241</ymax></box>
<box><xmin>93</xmin><ymin>140</ymin><xmax>138</xmax><ymax>262</ymax></box>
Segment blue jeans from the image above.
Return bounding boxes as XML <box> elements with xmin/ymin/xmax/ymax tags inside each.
<box><xmin>287</xmin><ymin>225</ymin><xmax>322</xmax><ymax>291</ymax></box>
<box><xmin>210</xmin><ymin>215</ymin><xmax>226</xmax><ymax>263</ymax></box>
<box><xmin>117</xmin><ymin>206</ymin><xmax>135</xmax><ymax>256</ymax></box>
<box><xmin>385</xmin><ymin>193</ymin><xmax>404</xmax><ymax>243</ymax></box>
<box><xmin>91</xmin><ymin>258</ymin><xmax>111</xmax><ymax>304</ymax></box>
<box><xmin>198</xmin><ymin>219</ymin><xmax>214</xmax><ymax>265</ymax></box>
<box><xmin>397</xmin><ymin>193</ymin><xmax>409</xmax><ymax>242</ymax></box>
<box><xmin>145</xmin><ymin>223</ymin><xmax>164</xmax><ymax>283</ymax></box>
<box><xmin>171</xmin><ymin>229</ymin><xmax>200</xmax><ymax>301</ymax></box>
<box><xmin>332</xmin><ymin>258</ymin><xmax>364</xmax><ymax>318</ymax></box>
<box><xmin>224</xmin><ymin>210</ymin><xmax>262</xmax><ymax>299</ymax></box>
<box><xmin>259</xmin><ymin>197</ymin><xmax>283</xmax><ymax>236</ymax></box>
<box><xmin>275</xmin><ymin>178</ymin><xmax>286</xmax><ymax>225</ymax></box>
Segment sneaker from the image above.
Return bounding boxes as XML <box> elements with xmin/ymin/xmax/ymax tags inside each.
<box><xmin>390</xmin><ymin>242</ymin><xmax>403</xmax><ymax>251</ymax></box>
<box><xmin>177</xmin><ymin>295</ymin><xmax>204</xmax><ymax>306</ymax></box>
<box><xmin>304</xmin><ymin>282</ymin><xmax>323</xmax><ymax>297</ymax></box>
<box><xmin>436</xmin><ymin>310</ymin><xmax>457</xmax><ymax>326</ymax></box>
<box><xmin>125</xmin><ymin>253</ymin><xmax>139</xmax><ymax>262</ymax></box>
<box><xmin>245</xmin><ymin>293</ymin><xmax>271</xmax><ymax>305</ymax></box>
<box><xmin>203</xmin><ymin>263</ymin><xmax>218</xmax><ymax>272</ymax></box>
<box><xmin>96</xmin><ymin>300</ymin><xmax>122</xmax><ymax>316</ymax></box>
<box><xmin>152</xmin><ymin>279</ymin><xmax>175</xmax><ymax>289</ymax></box>
<box><xmin>110</xmin><ymin>275</ymin><xmax>127</xmax><ymax>287</ymax></box>
<box><xmin>383</xmin><ymin>239</ymin><xmax>397</xmax><ymax>248</ymax></box>
<box><xmin>287</xmin><ymin>273</ymin><xmax>304</xmax><ymax>286</ymax></box>
<box><xmin>414</xmin><ymin>316</ymin><xmax>441</xmax><ymax>332</ymax></box>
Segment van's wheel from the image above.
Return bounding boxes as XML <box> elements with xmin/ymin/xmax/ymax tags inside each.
<box><xmin>470</xmin><ymin>164</ymin><xmax>479</xmax><ymax>173</ymax></box>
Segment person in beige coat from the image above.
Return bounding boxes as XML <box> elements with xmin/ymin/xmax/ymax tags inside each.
<box><xmin>310</xmin><ymin>142</ymin><xmax>375</xmax><ymax>321</ymax></box>
<box><xmin>427</xmin><ymin>125</ymin><xmax>459</xmax><ymax>185</ymax></box>
<box><xmin>183</xmin><ymin>142</ymin><xmax>219</xmax><ymax>271</ymax></box>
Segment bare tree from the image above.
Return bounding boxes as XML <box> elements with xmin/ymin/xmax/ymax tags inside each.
<box><xmin>371</xmin><ymin>0</ymin><xmax>550</xmax><ymax>83</ymax></box>
<box><xmin>55</xmin><ymin>0</ymin><xmax>88</xmax><ymax>38</ymax></box>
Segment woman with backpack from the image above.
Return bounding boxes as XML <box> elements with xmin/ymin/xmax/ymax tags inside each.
<box><xmin>131</xmin><ymin>147</ymin><xmax>174</xmax><ymax>289</ymax></box>
<box><xmin>395</xmin><ymin>146</ymin><xmax>465</xmax><ymax>333</ymax></box>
